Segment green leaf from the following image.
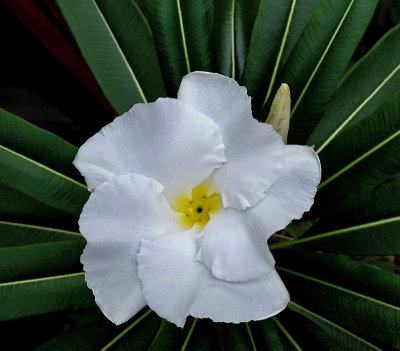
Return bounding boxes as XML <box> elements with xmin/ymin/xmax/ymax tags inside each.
<box><xmin>285</xmin><ymin>220</ymin><xmax>316</xmax><ymax>239</ymax></box>
<box><xmin>146</xmin><ymin>319</ymin><xmax>183</xmax><ymax>350</ymax></box>
<box><xmin>242</xmin><ymin>0</ymin><xmax>319</xmax><ymax>110</ymax></box>
<box><xmin>56</xmin><ymin>0</ymin><xmax>166</xmax><ymax>114</ymax></box>
<box><xmin>147</xmin><ymin>0</ymin><xmax>214</xmax><ymax>95</ymax></box>
<box><xmin>279</xmin><ymin>179</ymin><xmax>400</xmax><ymax>255</ymax></box>
<box><xmin>288</xmin><ymin>301</ymin><xmax>382</xmax><ymax>350</ymax></box>
<box><xmin>0</xmin><ymin>184</ymin><xmax>75</xmax><ymax>224</ymax></box>
<box><xmin>36</xmin><ymin>308</ymin><xmax>157</xmax><ymax>351</ymax></box>
<box><xmin>100</xmin><ymin>310</ymin><xmax>161</xmax><ymax>351</ymax></box>
<box><xmin>0</xmin><ymin>240</ymin><xmax>85</xmax><ymax>282</ymax></box>
<box><xmin>275</xmin><ymin>250</ymin><xmax>400</xmax><ymax>346</ymax></box>
<box><xmin>221</xmin><ymin>323</ymin><xmax>255</xmax><ymax>350</ymax></box>
<box><xmin>0</xmin><ymin>222</ymin><xmax>83</xmax><ymax>284</ymax></box>
<box><xmin>180</xmin><ymin>319</ymin><xmax>220</xmax><ymax>350</ymax></box>
<box><xmin>271</xmin><ymin>216</ymin><xmax>400</xmax><ymax>255</ymax></box>
<box><xmin>309</xmin><ymin>22</ymin><xmax>400</xmax><ymax>152</ymax></box>
<box><xmin>313</xmin><ymin>92</ymin><xmax>400</xmax><ymax>215</ymax></box>
<box><xmin>272</xmin><ymin>316</ymin><xmax>303</xmax><ymax>350</ymax></box>
<box><xmin>0</xmin><ymin>221</ymin><xmax>81</xmax><ymax>247</ymax></box>
<box><xmin>279</xmin><ymin>310</ymin><xmax>347</xmax><ymax>351</ymax></box>
<box><xmin>0</xmin><ymin>144</ymin><xmax>88</xmax><ymax>216</ymax></box>
<box><xmin>0</xmin><ymin>108</ymin><xmax>88</xmax><ymax>217</ymax></box>
<box><xmin>0</xmin><ymin>108</ymin><xmax>80</xmax><ymax>180</ymax></box>
<box><xmin>277</xmin><ymin>0</ymin><xmax>378</xmax><ymax>143</ymax></box>
<box><xmin>214</xmin><ymin>0</ymin><xmax>260</xmax><ymax>81</ymax></box>
<box><xmin>249</xmin><ymin>319</ymin><xmax>285</xmax><ymax>350</ymax></box>
<box><xmin>311</xmin><ymin>178</ymin><xmax>400</xmax><ymax>231</ymax></box>
<box><xmin>0</xmin><ymin>272</ymin><xmax>93</xmax><ymax>320</ymax></box>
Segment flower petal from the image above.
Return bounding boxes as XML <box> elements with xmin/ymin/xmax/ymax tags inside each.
<box><xmin>81</xmin><ymin>243</ymin><xmax>146</xmax><ymax>325</ymax></box>
<box><xmin>80</xmin><ymin>173</ymin><xmax>178</xmax><ymax>324</ymax></box>
<box><xmin>137</xmin><ymin>231</ymin><xmax>289</xmax><ymax>327</ymax></box>
<box><xmin>248</xmin><ymin>145</ymin><xmax>321</xmax><ymax>236</ymax></box>
<box><xmin>178</xmin><ymin>72</ymin><xmax>284</xmax><ymax>209</ymax></box>
<box><xmin>196</xmin><ymin>209</ymin><xmax>275</xmax><ymax>282</ymax></box>
<box><xmin>74</xmin><ymin>98</ymin><xmax>226</xmax><ymax>200</ymax></box>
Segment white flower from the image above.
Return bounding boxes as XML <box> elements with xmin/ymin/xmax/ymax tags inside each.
<box><xmin>74</xmin><ymin>72</ymin><xmax>321</xmax><ymax>327</ymax></box>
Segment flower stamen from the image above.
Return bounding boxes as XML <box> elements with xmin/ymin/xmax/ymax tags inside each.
<box><xmin>172</xmin><ymin>183</ymin><xmax>222</xmax><ymax>230</ymax></box>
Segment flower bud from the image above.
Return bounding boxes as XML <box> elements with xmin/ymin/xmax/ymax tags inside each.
<box><xmin>266</xmin><ymin>83</ymin><xmax>291</xmax><ymax>144</ymax></box>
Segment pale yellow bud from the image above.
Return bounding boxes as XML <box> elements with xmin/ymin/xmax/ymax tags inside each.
<box><xmin>266</xmin><ymin>83</ymin><xmax>291</xmax><ymax>144</ymax></box>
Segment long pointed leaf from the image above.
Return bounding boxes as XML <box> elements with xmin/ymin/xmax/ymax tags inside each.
<box><xmin>288</xmin><ymin>301</ymin><xmax>382</xmax><ymax>350</ymax></box>
<box><xmin>0</xmin><ymin>184</ymin><xmax>75</xmax><ymax>224</ymax></box>
<box><xmin>277</xmin><ymin>0</ymin><xmax>377</xmax><ymax>143</ymax></box>
<box><xmin>56</xmin><ymin>0</ymin><xmax>166</xmax><ymax>113</ymax></box>
<box><xmin>309</xmin><ymin>23</ymin><xmax>400</xmax><ymax>151</ymax></box>
<box><xmin>314</xmin><ymin>92</ymin><xmax>400</xmax><ymax>215</ymax></box>
<box><xmin>0</xmin><ymin>240</ymin><xmax>85</xmax><ymax>282</ymax></box>
<box><xmin>275</xmin><ymin>250</ymin><xmax>400</xmax><ymax>346</ymax></box>
<box><xmin>36</xmin><ymin>308</ymin><xmax>157</xmax><ymax>351</ymax></box>
<box><xmin>0</xmin><ymin>272</ymin><xmax>93</xmax><ymax>320</ymax></box>
<box><xmin>0</xmin><ymin>108</ymin><xmax>79</xmax><ymax>180</ymax></box>
<box><xmin>0</xmin><ymin>221</ymin><xmax>81</xmax><ymax>247</ymax></box>
<box><xmin>214</xmin><ymin>0</ymin><xmax>260</xmax><ymax>81</ymax></box>
<box><xmin>242</xmin><ymin>0</ymin><xmax>319</xmax><ymax>111</ymax></box>
<box><xmin>147</xmin><ymin>0</ymin><xmax>214</xmax><ymax>95</ymax></box>
<box><xmin>270</xmin><ymin>216</ymin><xmax>400</xmax><ymax>255</ymax></box>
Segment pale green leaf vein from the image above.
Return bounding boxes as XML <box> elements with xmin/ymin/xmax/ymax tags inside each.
<box><xmin>231</xmin><ymin>0</ymin><xmax>236</xmax><ymax>80</ymax></box>
<box><xmin>181</xmin><ymin>318</ymin><xmax>198</xmax><ymax>351</ymax></box>
<box><xmin>245</xmin><ymin>322</ymin><xmax>257</xmax><ymax>351</ymax></box>
<box><xmin>176</xmin><ymin>0</ymin><xmax>191</xmax><ymax>73</ymax></box>
<box><xmin>263</xmin><ymin>0</ymin><xmax>296</xmax><ymax>107</ymax></box>
<box><xmin>317</xmin><ymin>62</ymin><xmax>400</xmax><ymax>153</ymax></box>
<box><xmin>0</xmin><ymin>220</ymin><xmax>81</xmax><ymax>237</ymax></box>
<box><xmin>90</xmin><ymin>0</ymin><xmax>147</xmax><ymax>103</ymax></box>
<box><xmin>100</xmin><ymin>309</ymin><xmax>153</xmax><ymax>351</ymax></box>
<box><xmin>276</xmin><ymin>266</ymin><xmax>400</xmax><ymax>312</ymax></box>
<box><xmin>318</xmin><ymin>129</ymin><xmax>400</xmax><ymax>189</ymax></box>
<box><xmin>272</xmin><ymin>316</ymin><xmax>303</xmax><ymax>351</ymax></box>
<box><xmin>0</xmin><ymin>144</ymin><xmax>87</xmax><ymax>189</ymax></box>
<box><xmin>289</xmin><ymin>300</ymin><xmax>382</xmax><ymax>350</ymax></box>
<box><xmin>0</xmin><ymin>272</ymin><xmax>85</xmax><ymax>287</ymax></box>
<box><xmin>291</xmin><ymin>0</ymin><xmax>355</xmax><ymax>117</ymax></box>
<box><xmin>269</xmin><ymin>216</ymin><xmax>400</xmax><ymax>249</ymax></box>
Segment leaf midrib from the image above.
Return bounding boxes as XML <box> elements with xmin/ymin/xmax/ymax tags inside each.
<box><xmin>262</xmin><ymin>0</ymin><xmax>297</xmax><ymax>108</ymax></box>
<box><xmin>99</xmin><ymin>309</ymin><xmax>153</xmax><ymax>351</ymax></box>
<box><xmin>317</xmin><ymin>62</ymin><xmax>400</xmax><ymax>153</ymax></box>
<box><xmin>0</xmin><ymin>220</ymin><xmax>81</xmax><ymax>237</ymax></box>
<box><xmin>318</xmin><ymin>128</ymin><xmax>400</xmax><ymax>189</ymax></box>
<box><xmin>276</xmin><ymin>266</ymin><xmax>400</xmax><ymax>313</ymax></box>
<box><xmin>272</xmin><ymin>316</ymin><xmax>303</xmax><ymax>351</ymax></box>
<box><xmin>231</xmin><ymin>0</ymin><xmax>236</xmax><ymax>80</ymax></box>
<box><xmin>289</xmin><ymin>300</ymin><xmax>382</xmax><ymax>350</ymax></box>
<box><xmin>0</xmin><ymin>143</ymin><xmax>87</xmax><ymax>189</ymax></box>
<box><xmin>176</xmin><ymin>0</ymin><xmax>191</xmax><ymax>74</ymax></box>
<box><xmin>90</xmin><ymin>0</ymin><xmax>148</xmax><ymax>103</ymax></box>
<box><xmin>245</xmin><ymin>322</ymin><xmax>257</xmax><ymax>351</ymax></box>
<box><xmin>291</xmin><ymin>0</ymin><xmax>355</xmax><ymax>117</ymax></box>
<box><xmin>269</xmin><ymin>215</ymin><xmax>400</xmax><ymax>249</ymax></box>
<box><xmin>0</xmin><ymin>271</ymin><xmax>85</xmax><ymax>287</ymax></box>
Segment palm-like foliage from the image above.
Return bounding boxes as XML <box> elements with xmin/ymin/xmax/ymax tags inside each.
<box><xmin>1</xmin><ymin>0</ymin><xmax>400</xmax><ymax>349</ymax></box>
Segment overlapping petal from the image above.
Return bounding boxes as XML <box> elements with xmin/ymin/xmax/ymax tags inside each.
<box><xmin>196</xmin><ymin>209</ymin><xmax>275</xmax><ymax>282</ymax></box>
<box><xmin>137</xmin><ymin>231</ymin><xmax>289</xmax><ymax>327</ymax></box>
<box><xmin>80</xmin><ymin>173</ymin><xmax>179</xmax><ymax>324</ymax></box>
<box><xmin>178</xmin><ymin>72</ymin><xmax>285</xmax><ymax>209</ymax></box>
<box><xmin>82</xmin><ymin>243</ymin><xmax>146</xmax><ymax>325</ymax></box>
<box><xmin>248</xmin><ymin>145</ymin><xmax>321</xmax><ymax>237</ymax></box>
<box><xmin>74</xmin><ymin>98</ymin><xmax>226</xmax><ymax>200</ymax></box>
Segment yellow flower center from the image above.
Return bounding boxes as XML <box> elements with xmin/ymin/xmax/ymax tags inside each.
<box><xmin>172</xmin><ymin>183</ymin><xmax>222</xmax><ymax>230</ymax></box>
